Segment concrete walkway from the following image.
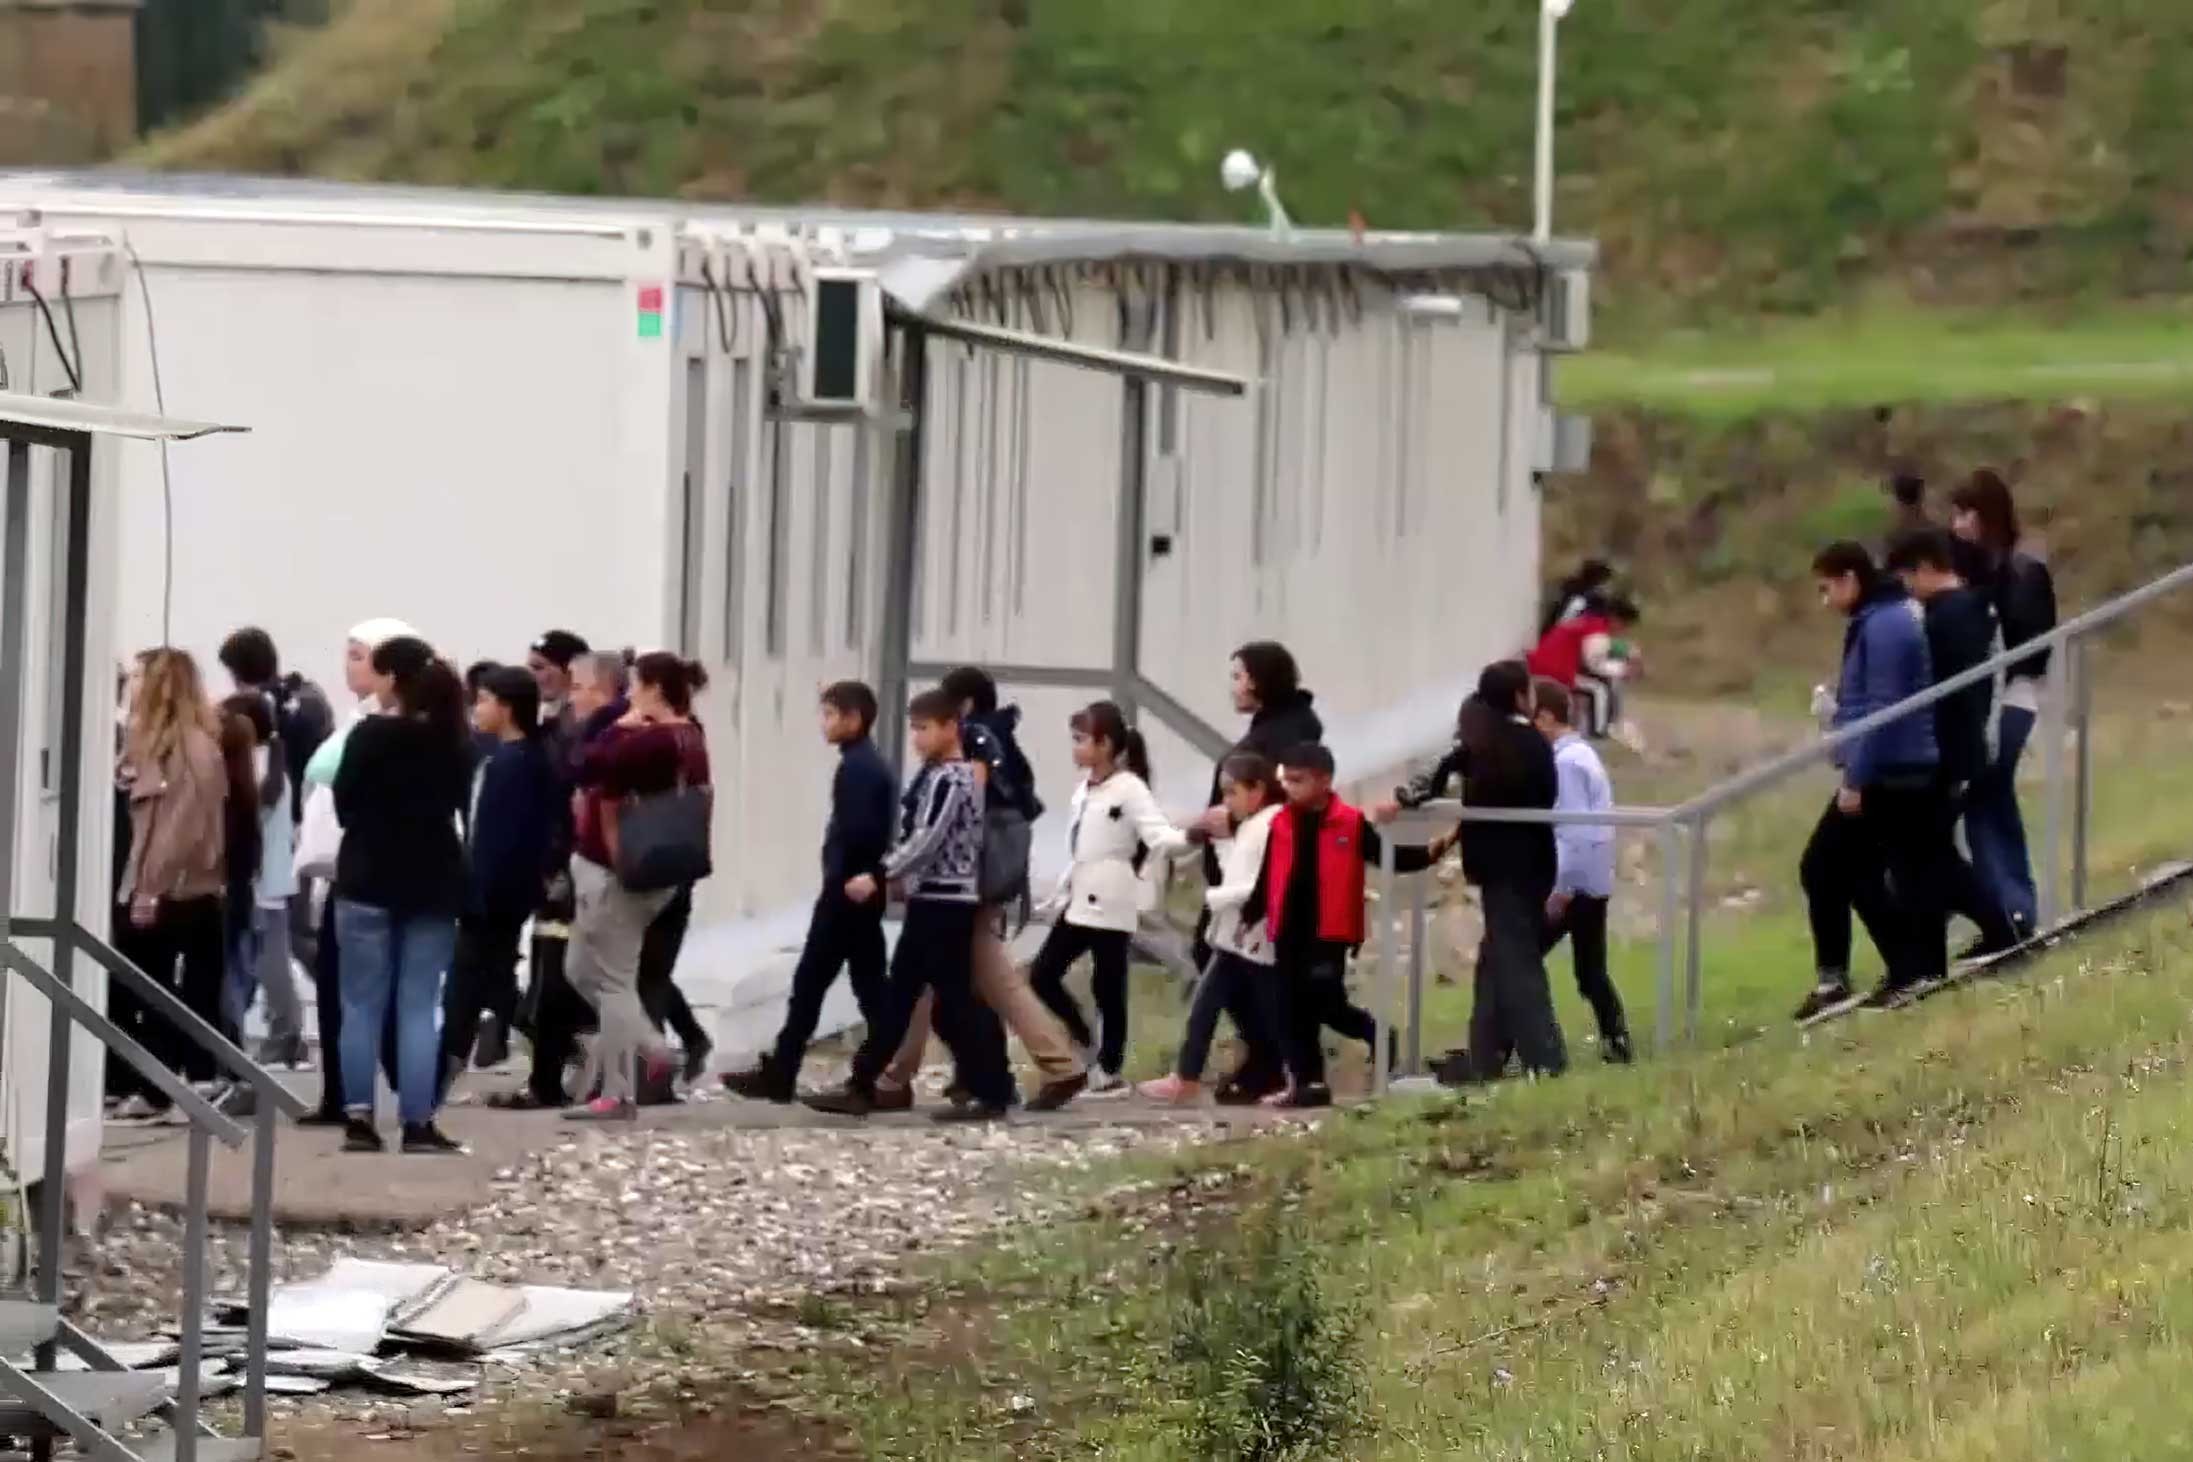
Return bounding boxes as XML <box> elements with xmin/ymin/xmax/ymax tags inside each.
<box><xmin>97</xmin><ymin>1072</ymin><xmax>1289</xmax><ymax>1230</ymax></box>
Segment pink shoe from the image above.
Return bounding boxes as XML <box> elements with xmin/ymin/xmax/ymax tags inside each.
<box><xmin>1137</xmin><ymin>1074</ymin><xmax>1203</xmax><ymax>1105</ymax></box>
<box><xmin>562</xmin><ymin>1096</ymin><xmax>637</xmax><ymax>1122</ymax></box>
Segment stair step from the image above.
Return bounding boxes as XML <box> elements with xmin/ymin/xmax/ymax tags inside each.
<box><xmin>0</xmin><ymin>1369</ymin><xmax>167</xmax><ymax>1433</ymax></box>
<box><xmin>132</xmin><ymin>1433</ymin><xmax>267</xmax><ymax>1462</ymax></box>
<box><xmin>0</xmin><ymin>1302</ymin><xmax>58</xmax><ymax>1353</ymax></box>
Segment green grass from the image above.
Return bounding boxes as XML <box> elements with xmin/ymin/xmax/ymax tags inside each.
<box><xmin>800</xmin><ymin>704</ymin><xmax>2193</xmax><ymax>1459</ymax></box>
<box><xmin>1560</xmin><ymin>302</ymin><xmax>2193</xmax><ymax>419</ymax></box>
<box><xmin>142</xmin><ymin>0</ymin><xmax>2193</xmax><ymax>329</ymax></box>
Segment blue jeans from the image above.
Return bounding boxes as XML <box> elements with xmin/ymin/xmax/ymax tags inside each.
<box><xmin>1965</xmin><ymin>704</ymin><xmax>2039</xmax><ymax>932</ymax></box>
<box><xmin>334</xmin><ymin>899</ymin><xmax>456</xmax><ymax>1124</ymax></box>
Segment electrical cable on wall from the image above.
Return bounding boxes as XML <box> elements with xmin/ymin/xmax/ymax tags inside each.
<box><xmin>21</xmin><ymin>279</ymin><xmax>82</xmax><ymax>395</ymax></box>
<box><xmin>122</xmin><ymin>238</ymin><xmax>177</xmax><ymax>647</ymax></box>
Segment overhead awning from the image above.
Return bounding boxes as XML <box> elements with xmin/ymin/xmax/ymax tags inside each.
<box><xmin>900</xmin><ymin>310</ymin><xmax>1250</xmax><ymax>396</ymax></box>
<box><xmin>0</xmin><ymin>392</ymin><xmax>248</xmax><ymax>446</ymax></box>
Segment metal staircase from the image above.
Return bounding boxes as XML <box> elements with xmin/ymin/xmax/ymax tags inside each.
<box><xmin>0</xmin><ymin>398</ymin><xmax>297</xmax><ymax>1462</ymax></box>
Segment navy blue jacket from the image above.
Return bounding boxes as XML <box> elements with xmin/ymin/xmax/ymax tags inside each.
<box><xmin>963</xmin><ymin>706</ymin><xmax>1044</xmax><ymax>821</ymax></box>
<box><xmin>820</xmin><ymin>736</ymin><xmax>897</xmax><ymax>897</ymax></box>
<box><xmin>466</xmin><ymin>736</ymin><xmax>563</xmax><ymax>920</ymax></box>
<box><xmin>1832</xmin><ymin>584</ymin><xmax>1939</xmax><ymax>788</ymax></box>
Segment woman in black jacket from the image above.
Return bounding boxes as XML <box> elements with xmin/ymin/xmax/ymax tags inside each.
<box><xmin>1950</xmin><ymin>469</ymin><xmax>2056</xmax><ymax>937</ymax></box>
<box><xmin>332</xmin><ymin>637</ymin><xmax>472</xmax><ymax>1155</ymax></box>
<box><xmin>1191</xmin><ymin>642</ymin><xmax>1323</xmax><ymax>964</ymax></box>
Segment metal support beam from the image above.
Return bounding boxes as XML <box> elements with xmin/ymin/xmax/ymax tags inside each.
<box><xmin>1113</xmin><ymin>378</ymin><xmax>1150</xmax><ymax>722</ymax></box>
<box><xmin>174</xmin><ymin>1126</ymin><xmax>211</xmax><ymax>1460</ymax></box>
<box><xmin>1405</xmin><ymin>870</ymin><xmax>1428</xmax><ymax>1075</ymax></box>
<box><xmin>1373</xmin><ymin>838</ymin><xmax>1393</xmax><ymax>1096</ymax></box>
<box><xmin>877</xmin><ymin>324</ymin><xmax>929</xmax><ymax>773</ymax></box>
<box><xmin>2039</xmin><ymin>644</ymin><xmax>2069</xmax><ymax>927</ymax></box>
<box><xmin>37</xmin><ymin>432</ymin><xmax>89</xmax><ymax>1369</ymax></box>
<box><xmin>2071</xmin><ymin>639</ymin><xmax>2094</xmax><ymax>911</ymax></box>
<box><xmin>244</xmin><ymin>1103</ymin><xmax>277</xmax><ymax>1437</ymax></box>
<box><xmin>1655</xmin><ymin>821</ymin><xmax>1679</xmax><ymax>1055</ymax></box>
<box><xmin>0</xmin><ymin>440</ymin><xmax>27</xmax><ymax>938</ymax></box>
<box><xmin>1684</xmin><ymin>815</ymin><xmax>1707</xmax><ymax>1044</ymax></box>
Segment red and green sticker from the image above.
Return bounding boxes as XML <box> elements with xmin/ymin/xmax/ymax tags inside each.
<box><xmin>637</xmin><ymin>283</ymin><xmax>664</xmax><ymax>339</ymax></box>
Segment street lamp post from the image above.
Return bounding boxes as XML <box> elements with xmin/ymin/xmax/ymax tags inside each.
<box><xmin>1534</xmin><ymin>0</ymin><xmax>1574</xmax><ymax>243</ymax></box>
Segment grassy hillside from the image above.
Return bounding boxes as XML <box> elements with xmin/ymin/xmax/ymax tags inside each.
<box><xmin>142</xmin><ymin>0</ymin><xmax>2193</xmax><ymax>332</ymax></box>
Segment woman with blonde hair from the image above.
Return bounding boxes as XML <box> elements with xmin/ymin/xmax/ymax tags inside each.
<box><xmin>110</xmin><ymin>648</ymin><xmax>230</xmax><ymax>1117</ymax></box>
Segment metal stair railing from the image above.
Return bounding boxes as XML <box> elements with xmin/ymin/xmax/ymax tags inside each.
<box><xmin>1369</xmin><ymin>559</ymin><xmax>2193</xmax><ymax>1081</ymax></box>
<box><xmin>0</xmin><ymin>406</ymin><xmax>272</xmax><ymax>1462</ymax></box>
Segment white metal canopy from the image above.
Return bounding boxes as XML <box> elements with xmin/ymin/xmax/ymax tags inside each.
<box><xmin>0</xmin><ymin>392</ymin><xmax>248</xmax><ymax>443</ymax></box>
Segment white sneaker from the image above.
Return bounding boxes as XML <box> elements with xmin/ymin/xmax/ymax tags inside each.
<box><xmin>1086</xmin><ymin>1069</ymin><xmax>1128</xmax><ymax>1097</ymax></box>
<box><xmin>112</xmin><ymin>1095</ymin><xmax>159</xmax><ymax>1122</ymax></box>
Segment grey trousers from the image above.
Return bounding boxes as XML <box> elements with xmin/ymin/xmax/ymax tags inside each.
<box><xmin>566</xmin><ymin>857</ymin><xmax>674</xmax><ymax>1104</ymax></box>
<box><xmin>255</xmin><ymin>903</ymin><xmax>305</xmax><ymax>1051</ymax></box>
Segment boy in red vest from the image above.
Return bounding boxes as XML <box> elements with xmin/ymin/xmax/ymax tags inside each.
<box><xmin>1244</xmin><ymin>743</ymin><xmax>1434</xmax><ymax>1108</ymax></box>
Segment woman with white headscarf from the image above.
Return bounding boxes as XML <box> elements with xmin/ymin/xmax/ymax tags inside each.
<box><xmin>296</xmin><ymin>617</ymin><xmax>418</xmax><ymax>1127</ymax></box>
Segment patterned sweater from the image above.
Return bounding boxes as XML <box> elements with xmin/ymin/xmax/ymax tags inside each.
<box><xmin>884</xmin><ymin>760</ymin><xmax>983</xmax><ymax>904</ymax></box>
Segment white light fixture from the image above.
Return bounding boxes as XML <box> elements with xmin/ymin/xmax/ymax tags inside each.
<box><xmin>1220</xmin><ymin>148</ymin><xmax>1294</xmax><ymax>236</ymax></box>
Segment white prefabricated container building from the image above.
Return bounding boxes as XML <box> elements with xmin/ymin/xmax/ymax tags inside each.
<box><xmin>0</xmin><ymin>217</ymin><xmax>126</xmax><ymax>1179</ymax></box>
<box><xmin>0</xmin><ymin>171</ymin><xmax>1594</xmax><ymax>1017</ymax></box>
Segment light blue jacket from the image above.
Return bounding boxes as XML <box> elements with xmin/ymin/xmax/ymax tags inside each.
<box><xmin>1832</xmin><ymin>587</ymin><xmax>1939</xmax><ymax>788</ymax></box>
<box><xmin>1551</xmin><ymin>732</ymin><xmax>1616</xmax><ymax>899</ymax></box>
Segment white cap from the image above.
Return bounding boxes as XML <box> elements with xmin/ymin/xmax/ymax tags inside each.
<box><xmin>347</xmin><ymin>617</ymin><xmax>420</xmax><ymax>650</ymax></box>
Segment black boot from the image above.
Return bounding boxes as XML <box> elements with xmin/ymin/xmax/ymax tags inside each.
<box><xmin>720</xmin><ymin>1056</ymin><xmax>795</xmax><ymax>1104</ymax></box>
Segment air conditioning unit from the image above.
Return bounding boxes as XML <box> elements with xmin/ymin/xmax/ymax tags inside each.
<box><xmin>1535</xmin><ymin>407</ymin><xmax>1594</xmax><ymax>475</ymax></box>
<box><xmin>799</xmin><ymin>267</ymin><xmax>883</xmax><ymax>411</ymax></box>
<box><xmin>1537</xmin><ymin>267</ymin><xmax>1590</xmax><ymax>353</ymax></box>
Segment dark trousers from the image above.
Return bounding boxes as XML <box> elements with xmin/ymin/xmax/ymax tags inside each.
<box><xmin>851</xmin><ymin>899</ymin><xmax>1009</xmax><ymax>1105</ymax></box>
<box><xmin>1469</xmin><ymin>880</ymin><xmax>1569</xmax><ymax>1080</ymax></box>
<box><xmin>438</xmin><ymin>910</ymin><xmax>525</xmax><ymax>1099</ymax></box>
<box><xmin>312</xmin><ymin>893</ymin><xmax>397</xmax><ymax>1118</ymax></box>
<box><xmin>1027</xmin><ymin>921</ymin><xmax>1132</xmax><ymax>1075</ymax></box>
<box><xmin>1541</xmin><ymin>894</ymin><xmax>1628</xmax><ymax>1048</ymax></box>
<box><xmin>524</xmin><ymin>930</ymin><xmax>596</xmax><ymax>1106</ymax></box>
<box><xmin>1799</xmin><ymin>782</ymin><xmax>1946</xmax><ymax>987</ymax></box>
<box><xmin>1939</xmin><ymin>782</ymin><xmax>2019</xmax><ymax>954</ymax></box>
<box><xmin>1176</xmin><ymin>950</ymin><xmax>1282</xmax><ymax>1084</ymax></box>
<box><xmin>637</xmin><ymin>886</ymin><xmax>706</xmax><ymax>1051</ymax></box>
<box><xmin>771</xmin><ymin>893</ymin><xmax>888</xmax><ymax>1081</ymax></box>
<box><xmin>109</xmin><ymin>895</ymin><xmax>227</xmax><ymax>1100</ymax></box>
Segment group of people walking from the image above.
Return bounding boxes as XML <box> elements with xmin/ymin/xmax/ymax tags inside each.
<box><xmin>107</xmin><ymin>619</ymin><xmax>718</xmax><ymax>1153</ymax></box>
<box><xmin>725</xmin><ymin>639</ymin><xmax>1635</xmax><ymax>1120</ymax></box>
<box><xmin>1797</xmin><ymin>468</ymin><xmax>2057</xmax><ymax>1018</ymax></box>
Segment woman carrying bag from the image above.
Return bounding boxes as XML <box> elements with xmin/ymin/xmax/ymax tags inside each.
<box><xmin>564</xmin><ymin>653</ymin><xmax>713</xmax><ymax>1121</ymax></box>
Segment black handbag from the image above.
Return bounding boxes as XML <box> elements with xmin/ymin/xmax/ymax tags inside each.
<box><xmin>610</xmin><ymin>781</ymin><xmax>714</xmax><ymax>893</ymax></box>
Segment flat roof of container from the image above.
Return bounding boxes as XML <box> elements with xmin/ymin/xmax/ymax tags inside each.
<box><xmin>0</xmin><ymin>168</ymin><xmax>1596</xmax><ymax>276</ymax></box>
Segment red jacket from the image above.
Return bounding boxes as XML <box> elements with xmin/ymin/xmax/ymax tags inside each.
<box><xmin>1526</xmin><ymin>612</ymin><xmax>1611</xmax><ymax>688</ymax></box>
<box><xmin>1264</xmin><ymin>799</ymin><xmax>1368</xmax><ymax>947</ymax></box>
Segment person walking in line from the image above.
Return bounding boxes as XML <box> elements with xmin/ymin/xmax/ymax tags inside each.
<box><xmin>1191</xmin><ymin>643</ymin><xmax>1323</xmax><ymax>968</ymax></box>
<box><xmin>109</xmin><ymin>650</ymin><xmax>231</xmax><ymax>1117</ymax></box>
<box><xmin>1252</xmin><ymin>744</ymin><xmax>1434</xmax><ymax>1108</ymax></box>
<box><xmin>1950</xmin><ymin>469</ymin><xmax>2056</xmax><ymax>939</ymax></box>
<box><xmin>807</xmin><ymin>690</ymin><xmax>1012</xmax><ymax>1122</ymax></box>
<box><xmin>1530</xmin><ymin>679</ymin><xmax>1632</xmax><ymax>1064</ymax></box>
<box><xmin>1526</xmin><ymin>595</ymin><xmax>1642</xmax><ymax>741</ymax></box>
<box><xmin>872</xmin><ymin>667</ymin><xmax>1087</xmax><ymax>1113</ymax></box>
<box><xmin>1794</xmin><ymin>541</ymin><xmax>1943</xmax><ymax>1021</ymax></box>
<box><xmin>218</xmin><ymin>626</ymin><xmax>330</xmax><ymax>1064</ymax></box>
<box><xmin>297</xmin><ymin>617</ymin><xmax>416</xmax><ymax>1126</ymax></box>
<box><xmin>527</xmin><ymin>631</ymin><xmax>591</xmax><ymax>750</ymax></box>
<box><xmin>1025</xmin><ymin>702</ymin><xmax>1189</xmax><ymax>1095</ymax></box>
<box><xmin>562</xmin><ymin>653</ymin><xmax>713</xmax><ymax>1121</ymax></box>
<box><xmin>217</xmin><ymin>693</ymin><xmax>298</xmax><ymax>1067</ymax></box>
<box><xmin>439</xmin><ymin>666</ymin><xmax>561</xmax><ymax>1099</ymax></box>
<box><xmin>1541</xmin><ymin>557</ymin><xmax>1616</xmax><ymax>638</ymax></box>
<box><xmin>724</xmin><ymin>682</ymin><xmax>897</xmax><ymax>1103</ymax></box>
<box><xmin>1139</xmin><ymin>752</ymin><xmax>1286</xmax><ymax>1105</ymax></box>
<box><xmin>1886</xmin><ymin>528</ymin><xmax>2022</xmax><ymax>964</ymax></box>
<box><xmin>332</xmin><ymin>638</ymin><xmax>472</xmax><ymax>1154</ymax></box>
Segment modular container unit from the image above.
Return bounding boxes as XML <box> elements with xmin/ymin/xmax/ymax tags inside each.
<box><xmin>0</xmin><ymin>218</ymin><xmax>123</xmax><ymax>1181</ymax></box>
<box><xmin>0</xmin><ymin>173</ymin><xmax>1592</xmax><ymax>1024</ymax></box>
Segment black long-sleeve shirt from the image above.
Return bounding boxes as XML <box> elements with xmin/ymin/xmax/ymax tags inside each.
<box><xmin>1242</xmin><ymin>802</ymin><xmax>1432</xmax><ymax>959</ymax></box>
<box><xmin>821</xmin><ymin>736</ymin><xmax>897</xmax><ymax>893</ymax></box>
<box><xmin>1396</xmin><ymin>711</ymin><xmax>1558</xmax><ymax>893</ymax></box>
<box><xmin>1918</xmin><ymin>584</ymin><xmax>1999</xmax><ymax>787</ymax></box>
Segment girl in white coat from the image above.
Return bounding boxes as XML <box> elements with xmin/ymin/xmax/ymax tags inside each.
<box><xmin>1140</xmin><ymin>751</ymin><xmax>1286</xmax><ymax>1105</ymax></box>
<box><xmin>1027</xmin><ymin>701</ymin><xmax>1189</xmax><ymax>1091</ymax></box>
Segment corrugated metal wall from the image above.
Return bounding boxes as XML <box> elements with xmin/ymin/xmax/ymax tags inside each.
<box><xmin>683</xmin><ymin>268</ymin><xmax>1542</xmax><ymax>925</ymax></box>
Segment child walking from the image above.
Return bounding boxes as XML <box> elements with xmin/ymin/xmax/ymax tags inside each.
<box><xmin>723</xmin><ymin>681</ymin><xmax>897</xmax><ymax>1102</ymax></box>
<box><xmin>808</xmin><ymin>690</ymin><xmax>1014</xmax><ymax>1121</ymax></box>
<box><xmin>440</xmin><ymin>666</ymin><xmax>562</xmax><ymax>1099</ymax></box>
<box><xmin>1251</xmin><ymin>744</ymin><xmax>1433</xmax><ymax>1109</ymax></box>
<box><xmin>1531</xmin><ymin>678</ymin><xmax>1632</xmax><ymax>1063</ymax></box>
<box><xmin>1139</xmin><ymin>752</ymin><xmax>1285</xmax><ymax>1105</ymax></box>
<box><xmin>1026</xmin><ymin>702</ymin><xmax>1189</xmax><ymax>1093</ymax></box>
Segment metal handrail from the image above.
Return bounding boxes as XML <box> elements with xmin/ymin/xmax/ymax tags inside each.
<box><xmin>58</xmin><ymin>923</ymin><xmax>310</xmax><ymax>1117</ymax></box>
<box><xmin>0</xmin><ymin>944</ymin><xmax>242</xmax><ymax>1145</ymax></box>
<box><xmin>1367</xmin><ymin>558</ymin><xmax>2193</xmax><ymax>1076</ymax></box>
